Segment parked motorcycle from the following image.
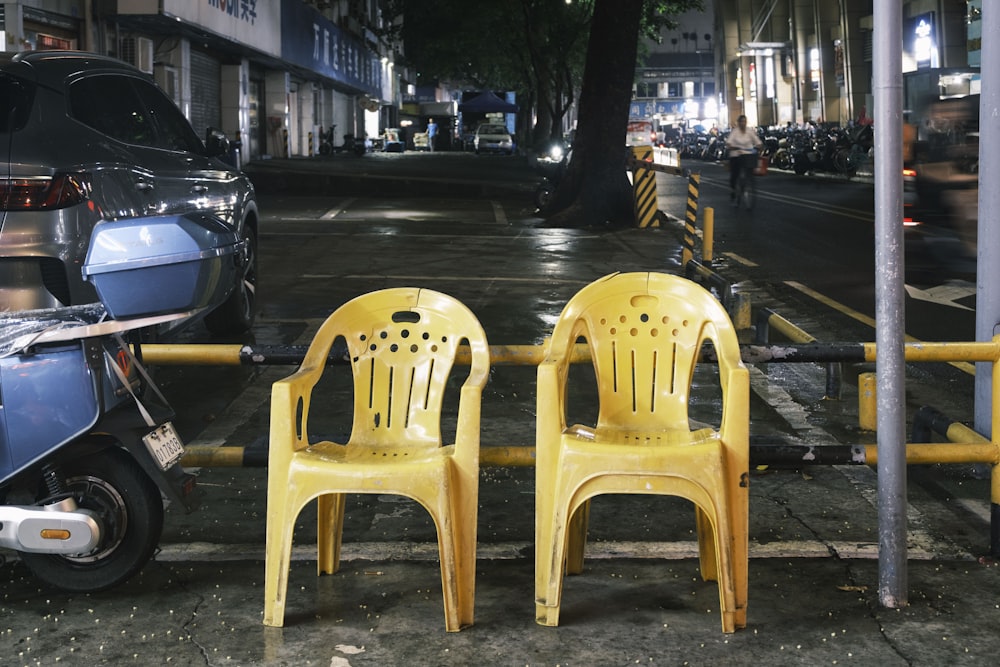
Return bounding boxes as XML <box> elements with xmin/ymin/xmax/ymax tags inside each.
<box><xmin>340</xmin><ymin>133</ymin><xmax>369</xmax><ymax>156</ymax></box>
<box><xmin>533</xmin><ymin>138</ymin><xmax>572</xmax><ymax>210</ymax></box>
<box><xmin>0</xmin><ymin>212</ymin><xmax>240</xmax><ymax>592</ymax></box>
<box><xmin>318</xmin><ymin>125</ymin><xmax>336</xmax><ymax>155</ymax></box>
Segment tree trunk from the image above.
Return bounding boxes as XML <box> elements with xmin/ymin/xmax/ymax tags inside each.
<box><xmin>543</xmin><ymin>0</ymin><xmax>643</xmax><ymax>228</ymax></box>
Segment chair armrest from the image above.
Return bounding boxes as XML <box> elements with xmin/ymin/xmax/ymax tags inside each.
<box><xmin>718</xmin><ymin>365</ymin><xmax>750</xmax><ymax>453</ymax></box>
<box><xmin>268</xmin><ymin>367</ymin><xmax>321</xmax><ymax>469</ymax></box>
<box><xmin>536</xmin><ymin>359</ymin><xmax>568</xmax><ymax>446</ymax></box>
<box><xmin>452</xmin><ymin>383</ymin><xmax>483</xmax><ymax>461</ymax></box>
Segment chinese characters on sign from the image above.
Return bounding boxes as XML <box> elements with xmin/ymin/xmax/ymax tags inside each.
<box><xmin>282</xmin><ymin>1</ymin><xmax>380</xmax><ymax>98</ymax></box>
<box><xmin>206</xmin><ymin>0</ymin><xmax>257</xmax><ymax>25</ymax></box>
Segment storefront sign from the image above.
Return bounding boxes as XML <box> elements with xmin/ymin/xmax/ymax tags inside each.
<box><xmin>280</xmin><ymin>1</ymin><xmax>381</xmax><ymax>98</ymax></box>
<box><xmin>119</xmin><ymin>0</ymin><xmax>281</xmax><ymax>56</ymax></box>
<box><xmin>629</xmin><ymin>100</ymin><xmax>694</xmax><ymax>118</ymax></box>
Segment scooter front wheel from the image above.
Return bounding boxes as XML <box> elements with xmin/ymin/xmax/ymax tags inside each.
<box><xmin>20</xmin><ymin>446</ymin><xmax>164</xmax><ymax>592</ymax></box>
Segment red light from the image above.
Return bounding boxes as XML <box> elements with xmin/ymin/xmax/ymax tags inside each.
<box><xmin>902</xmin><ymin>168</ymin><xmax>917</xmax><ymax>178</ymax></box>
<box><xmin>0</xmin><ymin>174</ymin><xmax>91</xmax><ymax>211</ymax></box>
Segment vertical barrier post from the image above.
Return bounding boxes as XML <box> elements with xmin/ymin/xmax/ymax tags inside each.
<box><xmin>987</xmin><ymin>336</ymin><xmax>1000</xmax><ymax>554</ymax></box>
<box><xmin>731</xmin><ymin>291</ymin><xmax>751</xmax><ymax>332</ymax></box>
<box><xmin>631</xmin><ymin>146</ymin><xmax>659</xmax><ymax>228</ymax></box>
<box><xmin>703</xmin><ymin>206</ymin><xmax>715</xmax><ymax>263</ymax></box>
<box><xmin>859</xmin><ymin>372</ymin><xmax>877</xmax><ymax>431</ymax></box>
<box><xmin>992</xmin><ymin>464</ymin><xmax>1000</xmax><ymax>557</ymax></box>
<box><xmin>682</xmin><ymin>172</ymin><xmax>700</xmax><ymax>266</ymax></box>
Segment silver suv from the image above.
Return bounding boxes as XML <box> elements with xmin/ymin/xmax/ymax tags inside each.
<box><xmin>0</xmin><ymin>51</ymin><xmax>257</xmax><ymax>335</ymax></box>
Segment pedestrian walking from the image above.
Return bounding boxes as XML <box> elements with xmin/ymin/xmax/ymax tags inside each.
<box><xmin>727</xmin><ymin>114</ymin><xmax>762</xmax><ymax>201</ymax></box>
<box><xmin>427</xmin><ymin>118</ymin><xmax>438</xmax><ymax>152</ymax></box>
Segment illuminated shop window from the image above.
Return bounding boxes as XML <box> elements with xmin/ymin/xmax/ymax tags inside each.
<box><xmin>809</xmin><ymin>48</ymin><xmax>820</xmax><ymax>91</ymax></box>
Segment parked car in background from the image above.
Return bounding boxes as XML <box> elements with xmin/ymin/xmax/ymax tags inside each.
<box><xmin>0</xmin><ymin>50</ymin><xmax>258</xmax><ymax>335</ymax></box>
<box><xmin>474</xmin><ymin>124</ymin><xmax>514</xmax><ymax>155</ymax></box>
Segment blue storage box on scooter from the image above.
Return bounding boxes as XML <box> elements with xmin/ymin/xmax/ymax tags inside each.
<box><xmin>81</xmin><ymin>212</ymin><xmax>244</xmax><ymax>319</ymax></box>
<box><xmin>0</xmin><ymin>309</ymin><xmax>130</xmax><ymax>483</ymax></box>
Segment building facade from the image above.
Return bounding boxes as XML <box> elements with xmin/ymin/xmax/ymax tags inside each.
<box><xmin>1</xmin><ymin>0</ymin><xmax>409</xmax><ymax>160</ymax></box>
<box><xmin>632</xmin><ymin>6</ymin><xmax>719</xmax><ymax>134</ymax></box>
<box><xmin>712</xmin><ymin>0</ymin><xmax>980</xmax><ymax>128</ymax></box>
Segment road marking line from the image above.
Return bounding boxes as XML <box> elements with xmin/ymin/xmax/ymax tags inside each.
<box><xmin>491</xmin><ymin>201</ymin><xmax>508</xmax><ymax>224</ymax></box>
<box><xmin>723</xmin><ymin>252</ymin><xmax>758</xmax><ymax>267</ymax></box>
<box><xmin>904</xmin><ymin>282</ymin><xmax>976</xmax><ymax>311</ymax></box>
<box><xmin>785</xmin><ymin>280</ymin><xmax>878</xmax><ymax>329</ymax></box>
<box><xmin>152</xmin><ymin>538</ymin><xmax>967</xmax><ymax>562</ymax></box>
<box><xmin>320</xmin><ymin>198</ymin><xmax>356</xmax><ymax>219</ymax></box>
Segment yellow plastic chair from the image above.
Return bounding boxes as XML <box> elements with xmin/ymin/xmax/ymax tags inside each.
<box><xmin>534</xmin><ymin>272</ymin><xmax>750</xmax><ymax>633</ymax></box>
<box><xmin>263</xmin><ymin>287</ymin><xmax>490</xmax><ymax>632</ymax></box>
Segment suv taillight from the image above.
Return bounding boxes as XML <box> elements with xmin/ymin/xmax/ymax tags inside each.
<box><xmin>0</xmin><ymin>173</ymin><xmax>91</xmax><ymax>211</ymax></box>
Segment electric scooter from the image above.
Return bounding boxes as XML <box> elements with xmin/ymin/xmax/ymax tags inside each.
<box><xmin>0</xmin><ymin>211</ymin><xmax>244</xmax><ymax>592</ymax></box>
<box><xmin>0</xmin><ymin>308</ymin><xmax>200</xmax><ymax>592</ymax></box>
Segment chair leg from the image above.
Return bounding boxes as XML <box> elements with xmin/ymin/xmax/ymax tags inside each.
<box><xmin>707</xmin><ymin>502</ymin><xmax>740</xmax><ymax>634</ymax></box>
<box><xmin>695</xmin><ymin>505</ymin><xmax>719</xmax><ymax>582</ymax></box>
<box><xmin>263</xmin><ymin>496</ymin><xmax>299</xmax><ymax>627</ymax></box>
<box><xmin>535</xmin><ymin>494</ymin><xmax>571</xmax><ymax>626</ymax></box>
<box><xmin>433</xmin><ymin>490</ymin><xmax>463</xmax><ymax>632</ymax></box>
<box><xmin>732</xmin><ymin>488</ymin><xmax>750</xmax><ymax>629</ymax></box>
<box><xmin>566</xmin><ymin>499</ymin><xmax>590</xmax><ymax>575</ymax></box>
<box><xmin>451</xmin><ymin>467</ymin><xmax>478</xmax><ymax>630</ymax></box>
<box><xmin>317</xmin><ymin>493</ymin><xmax>346</xmax><ymax>576</ymax></box>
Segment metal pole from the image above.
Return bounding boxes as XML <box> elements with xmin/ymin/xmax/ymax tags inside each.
<box><xmin>975</xmin><ymin>0</ymin><xmax>1000</xmax><ymax>443</ymax></box>
<box><xmin>872</xmin><ymin>0</ymin><xmax>906</xmax><ymax>608</ymax></box>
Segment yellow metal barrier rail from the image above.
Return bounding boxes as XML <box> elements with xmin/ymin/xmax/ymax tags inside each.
<box><xmin>158</xmin><ymin>338</ymin><xmax>1000</xmax><ymax>554</ymax></box>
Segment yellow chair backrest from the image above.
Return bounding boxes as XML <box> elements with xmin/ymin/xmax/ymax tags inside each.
<box><xmin>296</xmin><ymin>287</ymin><xmax>490</xmax><ymax>450</ymax></box>
<box><xmin>548</xmin><ymin>271</ymin><xmax>741</xmax><ymax>435</ymax></box>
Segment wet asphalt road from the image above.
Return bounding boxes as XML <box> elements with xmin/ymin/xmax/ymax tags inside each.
<box><xmin>2</xmin><ymin>153</ymin><xmax>999</xmax><ymax>666</ymax></box>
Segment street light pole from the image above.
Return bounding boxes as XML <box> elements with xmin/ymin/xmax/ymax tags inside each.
<box><xmin>872</xmin><ymin>0</ymin><xmax>907</xmax><ymax>610</ymax></box>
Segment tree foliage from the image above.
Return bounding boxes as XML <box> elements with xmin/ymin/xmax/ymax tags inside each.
<box><xmin>393</xmin><ymin>0</ymin><xmax>704</xmax><ymax>227</ymax></box>
<box><xmin>397</xmin><ymin>1</ymin><xmax>592</xmax><ymax>145</ymax></box>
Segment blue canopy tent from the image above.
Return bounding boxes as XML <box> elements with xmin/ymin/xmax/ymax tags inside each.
<box><xmin>457</xmin><ymin>92</ymin><xmax>518</xmax><ymax>113</ymax></box>
<box><xmin>458</xmin><ymin>92</ymin><xmax>518</xmax><ymax>150</ymax></box>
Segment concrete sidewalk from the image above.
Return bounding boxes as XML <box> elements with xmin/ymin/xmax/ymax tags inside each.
<box><xmin>2</xmin><ymin>155</ymin><xmax>997</xmax><ymax>666</ymax></box>
<box><xmin>4</xmin><ymin>447</ymin><xmax>997</xmax><ymax>666</ymax></box>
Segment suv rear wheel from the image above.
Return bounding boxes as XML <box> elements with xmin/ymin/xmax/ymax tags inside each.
<box><xmin>205</xmin><ymin>225</ymin><xmax>257</xmax><ymax>335</ymax></box>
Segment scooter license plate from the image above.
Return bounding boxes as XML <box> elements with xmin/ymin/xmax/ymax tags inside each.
<box><xmin>143</xmin><ymin>422</ymin><xmax>186</xmax><ymax>471</ymax></box>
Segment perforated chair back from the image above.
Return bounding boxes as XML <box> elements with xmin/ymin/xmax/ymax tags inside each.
<box><xmin>327</xmin><ymin>289</ymin><xmax>485</xmax><ymax>448</ymax></box>
<box><xmin>549</xmin><ymin>272</ymin><xmax>740</xmax><ymax>435</ymax></box>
